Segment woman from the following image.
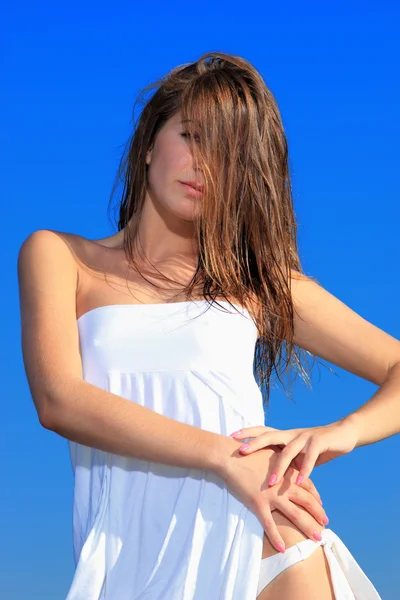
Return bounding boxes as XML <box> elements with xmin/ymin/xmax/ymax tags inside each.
<box><xmin>18</xmin><ymin>52</ymin><xmax>397</xmax><ymax>599</ymax></box>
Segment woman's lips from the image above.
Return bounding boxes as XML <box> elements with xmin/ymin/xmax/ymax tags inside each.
<box><xmin>179</xmin><ymin>182</ymin><xmax>203</xmax><ymax>198</ymax></box>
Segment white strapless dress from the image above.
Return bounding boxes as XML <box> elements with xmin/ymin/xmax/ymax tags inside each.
<box><xmin>65</xmin><ymin>300</ymin><xmax>382</xmax><ymax>599</ymax></box>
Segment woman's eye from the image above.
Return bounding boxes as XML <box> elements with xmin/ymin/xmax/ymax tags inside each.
<box><xmin>181</xmin><ymin>132</ymin><xmax>200</xmax><ymax>143</ymax></box>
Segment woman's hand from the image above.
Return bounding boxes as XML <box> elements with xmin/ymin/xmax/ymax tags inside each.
<box><xmin>219</xmin><ymin>442</ymin><xmax>329</xmax><ymax>553</ymax></box>
<box><xmin>229</xmin><ymin>419</ymin><xmax>359</xmax><ymax>487</ymax></box>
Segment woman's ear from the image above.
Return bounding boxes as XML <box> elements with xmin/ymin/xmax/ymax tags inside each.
<box><xmin>146</xmin><ymin>146</ymin><xmax>153</xmax><ymax>166</ymax></box>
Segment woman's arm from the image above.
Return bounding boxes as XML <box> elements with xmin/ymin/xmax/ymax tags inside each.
<box><xmin>230</xmin><ymin>271</ymin><xmax>400</xmax><ymax>486</ymax></box>
<box><xmin>17</xmin><ymin>229</ymin><xmax>240</xmax><ymax>474</ymax></box>
<box><xmin>343</xmin><ymin>362</ymin><xmax>400</xmax><ymax>446</ymax></box>
<box><xmin>290</xmin><ymin>270</ymin><xmax>400</xmax><ymax>445</ymax></box>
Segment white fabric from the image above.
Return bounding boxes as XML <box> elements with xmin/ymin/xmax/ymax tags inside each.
<box><xmin>257</xmin><ymin>529</ymin><xmax>381</xmax><ymax>598</ymax></box>
<box><xmin>65</xmin><ymin>300</ymin><xmax>381</xmax><ymax>599</ymax></box>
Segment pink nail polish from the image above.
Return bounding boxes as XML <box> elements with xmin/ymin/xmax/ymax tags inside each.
<box><xmin>296</xmin><ymin>474</ymin><xmax>304</xmax><ymax>485</ymax></box>
<box><xmin>239</xmin><ymin>444</ymin><xmax>250</xmax><ymax>452</ymax></box>
<box><xmin>230</xmin><ymin>430</ymin><xmax>242</xmax><ymax>437</ymax></box>
<box><xmin>268</xmin><ymin>473</ymin><xmax>278</xmax><ymax>486</ymax></box>
<box><xmin>313</xmin><ymin>530</ymin><xmax>322</xmax><ymax>541</ymax></box>
<box><xmin>277</xmin><ymin>542</ymin><xmax>286</xmax><ymax>553</ymax></box>
<box><xmin>323</xmin><ymin>516</ymin><xmax>329</xmax><ymax>525</ymax></box>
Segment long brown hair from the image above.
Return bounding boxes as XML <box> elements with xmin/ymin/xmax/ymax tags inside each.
<box><xmin>108</xmin><ymin>51</ymin><xmax>327</xmax><ymax>410</ymax></box>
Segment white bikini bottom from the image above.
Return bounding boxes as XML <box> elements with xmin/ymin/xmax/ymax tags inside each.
<box><xmin>257</xmin><ymin>528</ymin><xmax>382</xmax><ymax>599</ymax></box>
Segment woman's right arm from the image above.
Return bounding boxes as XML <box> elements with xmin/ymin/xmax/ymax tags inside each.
<box><xmin>17</xmin><ymin>229</ymin><xmax>242</xmax><ymax>473</ymax></box>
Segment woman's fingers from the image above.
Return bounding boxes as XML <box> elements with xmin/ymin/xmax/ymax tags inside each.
<box><xmin>295</xmin><ymin>443</ymin><xmax>321</xmax><ymax>484</ymax></box>
<box><xmin>287</xmin><ymin>485</ymin><xmax>328</xmax><ymax>527</ymax></box>
<box><xmin>238</xmin><ymin>431</ymin><xmax>290</xmax><ymax>454</ymax></box>
<box><xmin>273</xmin><ymin>495</ymin><xmax>325</xmax><ymax>543</ymax></box>
<box><xmin>267</xmin><ymin>438</ymin><xmax>309</xmax><ymax>486</ymax></box>
<box><xmin>229</xmin><ymin>426</ymin><xmax>277</xmax><ymax>439</ymax></box>
<box><xmin>255</xmin><ymin>501</ymin><xmax>286</xmax><ymax>553</ymax></box>
<box><xmin>299</xmin><ymin>476</ymin><xmax>323</xmax><ymax>505</ymax></box>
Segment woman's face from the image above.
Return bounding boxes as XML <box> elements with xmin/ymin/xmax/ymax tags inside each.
<box><xmin>145</xmin><ymin>112</ymin><xmax>204</xmax><ymax>222</ymax></box>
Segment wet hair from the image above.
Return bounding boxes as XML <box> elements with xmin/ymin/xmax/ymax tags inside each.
<box><xmin>108</xmin><ymin>51</ymin><xmax>328</xmax><ymax>410</ymax></box>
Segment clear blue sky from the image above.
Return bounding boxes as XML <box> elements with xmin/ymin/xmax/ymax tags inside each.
<box><xmin>3</xmin><ymin>2</ymin><xmax>399</xmax><ymax>599</ymax></box>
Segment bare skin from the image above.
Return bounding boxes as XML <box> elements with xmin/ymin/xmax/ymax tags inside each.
<box><xmin>257</xmin><ymin>511</ymin><xmax>334</xmax><ymax>600</ymax></box>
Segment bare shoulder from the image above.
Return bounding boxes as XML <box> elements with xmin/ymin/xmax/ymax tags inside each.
<box><xmin>18</xmin><ymin>228</ymin><xmax>120</xmax><ymax>282</ymax></box>
<box><xmin>18</xmin><ymin>229</ymin><xmax>87</xmax><ymax>269</ymax></box>
<box><xmin>18</xmin><ymin>229</ymin><xmax>76</xmax><ymax>282</ymax></box>
<box><xmin>245</xmin><ymin>272</ymin><xmax>309</xmax><ymax>337</ymax></box>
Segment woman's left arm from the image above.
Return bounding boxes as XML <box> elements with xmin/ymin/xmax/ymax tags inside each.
<box><xmin>230</xmin><ymin>270</ymin><xmax>400</xmax><ymax>486</ymax></box>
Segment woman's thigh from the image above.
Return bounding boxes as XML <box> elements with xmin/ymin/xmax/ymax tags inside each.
<box><xmin>257</xmin><ymin>509</ymin><xmax>335</xmax><ymax>600</ymax></box>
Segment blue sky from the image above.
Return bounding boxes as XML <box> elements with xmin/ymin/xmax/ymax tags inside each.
<box><xmin>3</xmin><ymin>1</ymin><xmax>400</xmax><ymax>599</ymax></box>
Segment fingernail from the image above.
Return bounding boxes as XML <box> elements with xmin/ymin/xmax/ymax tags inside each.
<box><xmin>277</xmin><ymin>542</ymin><xmax>286</xmax><ymax>553</ymax></box>
<box><xmin>313</xmin><ymin>530</ymin><xmax>322</xmax><ymax>541</ymax></box>
<box><xmin>323</xmin><ymin>515</ymin><xmax>329</xmax><ymax>525</ymax></box>
<box><xmin>230</xmin><ymin>430</ymin><xmax>242</xmax><ymax>437</ymax></box>
<box><xmin>268</xmin><ymin>473</ymin><xmax>278</xmax><ymax>486</ymax></box>
<box><xmin>319</xmin><ymin>498</ymin><xmax>323</xmax><ymax>506</ymax></box>
<box><xmin>239</xmin><ymin>444</ymin><xmax>250</xmax><ymax>452</ymax></box>
<box><xmin>296</xmin><ymin>475</ymin><xmax>304</xmax><ymax>485</ymax></box>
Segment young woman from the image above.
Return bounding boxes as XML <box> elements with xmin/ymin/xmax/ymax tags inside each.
<box><xmin>18</xmin><ymin>52</ymin><xmax>398</xmax><ymax>599</ymax></box>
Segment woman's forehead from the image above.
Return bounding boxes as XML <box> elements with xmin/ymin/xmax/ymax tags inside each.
<box><xmin>166</xmin><ymin>113</ymin><xmax>198</xmax><ymax>129</ymax></box>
